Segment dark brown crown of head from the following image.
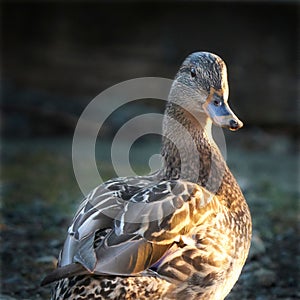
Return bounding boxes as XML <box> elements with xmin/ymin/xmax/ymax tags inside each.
<box><xmin>176</xmin><ymin>52</ymin><xmax>225</xmax><ymax>93</ymax></box>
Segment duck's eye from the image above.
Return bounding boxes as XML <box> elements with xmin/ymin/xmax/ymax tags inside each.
<box><xmin>213</xmin><ymin>100</ymin><xmax>222</xmax><ymax>106</ymax></box>
<box><xmin>190</xmin><ymin>67</ymin><xmax>197</xmax><ymax>78</ymax></box>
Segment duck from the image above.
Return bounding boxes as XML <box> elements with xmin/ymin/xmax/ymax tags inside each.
<box><xmin>42</xmin><ymin>51</ymin><xmax>252</xmax><ymax>300</ymax></box>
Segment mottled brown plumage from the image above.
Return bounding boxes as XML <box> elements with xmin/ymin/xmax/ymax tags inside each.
<box><xmin>43</xmin><ymin>52</ymin><xmax>252</xmax><ymax>300</ymax></box>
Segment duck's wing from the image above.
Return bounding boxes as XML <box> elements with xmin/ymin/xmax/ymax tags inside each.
<box><xmin>84</xmin><ymin>180</ymin><xmax>205</xmax><ymax>276</ymax></box>
<box><xmin>42</xmin><ymin>178</ymin><xmax>216</xmax><ymax>285</ymax></box>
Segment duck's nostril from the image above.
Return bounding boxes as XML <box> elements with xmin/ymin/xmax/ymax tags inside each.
<box><xmin>229</xmin><ymin>119</ymin><xmax>238</xmax><ymax>129</ymax></box>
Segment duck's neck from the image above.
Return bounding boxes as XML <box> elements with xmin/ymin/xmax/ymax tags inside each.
<box><xmin>160</xmin><ymin>101</ymin><xmax>239</xmax><ymax>197</ymax></box>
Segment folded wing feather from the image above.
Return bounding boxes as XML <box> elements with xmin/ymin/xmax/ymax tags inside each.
<box><xmin>42</xmin><ymin>177</ymin><xmax>216</xmax><ymax>285</ymax></box>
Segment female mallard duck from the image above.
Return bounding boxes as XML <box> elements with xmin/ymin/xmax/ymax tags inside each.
<box><xmin>42</xmin><ymin>52</ymin><xmax>252</xmax><ymax>300</ymax></box>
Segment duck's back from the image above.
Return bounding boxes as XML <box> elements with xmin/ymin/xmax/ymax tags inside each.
<box><xmin>46</xmin><ymin>173</ymin><xmax>250</xmax><ymax>300</ymax></box>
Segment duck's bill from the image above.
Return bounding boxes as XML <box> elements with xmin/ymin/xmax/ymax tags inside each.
<box><xmin>203</xmin><ymin>96</ymin><xmax>243</xmax><ymax>131</ymax></box>
<box><xmin>212</xmin><ymin>113</ymin><xmax>243</xmax><ymax>131</ymax></box>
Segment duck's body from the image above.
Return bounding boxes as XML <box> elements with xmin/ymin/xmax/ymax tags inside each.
<box><xmin>43</xmin><ymin>52</ymin><xmax>252</xmax><ymax>300</ymax></box>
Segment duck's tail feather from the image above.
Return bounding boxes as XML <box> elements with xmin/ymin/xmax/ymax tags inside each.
<box><xmin>41</xmin><ymin>263</ymin><xmax>87</xmax><ymax>286</ymax></box>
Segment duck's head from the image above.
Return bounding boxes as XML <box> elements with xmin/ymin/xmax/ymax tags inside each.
<box><xmin>174</xmin><ymin>51</ymin><xmax>243</xmax><ymax>131</ymax></box>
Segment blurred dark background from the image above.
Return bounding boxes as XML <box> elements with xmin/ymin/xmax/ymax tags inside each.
<box><xmin>1</xmin><ymin>1</ymin><xmax>298</xmax><ymax>137</ymax></box>
<box><xmin>1</xmin><ymin>1</ymin><xmax>299</xmax><ymax>300</ymax></box>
